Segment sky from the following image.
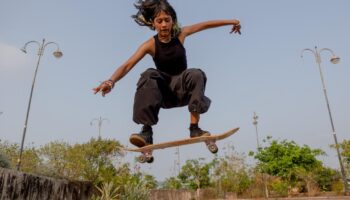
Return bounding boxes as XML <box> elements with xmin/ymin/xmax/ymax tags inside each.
<box><xmin>0</xmin><ymin>0</ymin><xmax>349</xmax><ymax>181</ymax></box>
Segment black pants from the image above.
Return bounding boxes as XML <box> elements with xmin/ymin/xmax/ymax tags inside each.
<box><xmin>133</xmin><ymin>68</ymin><xmax>211</xmax><ymax>126</ymax></box>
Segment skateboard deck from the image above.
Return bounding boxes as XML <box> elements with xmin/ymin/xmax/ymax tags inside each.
<box><xmin>125</xmin><ymin>127</ymin><xmax>239</xmax><ymax>152</ymax></box>
<box><xmin>124</xmin><ymin>127</ymin><xmax>239</xmax><ymax>163</ymax></box>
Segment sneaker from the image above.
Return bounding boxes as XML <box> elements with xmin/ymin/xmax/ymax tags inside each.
<box><xmin>129</xmin><ymin>126</ymin><xmax>153</xmax><ymax>147</ymax></box>
<box><xmin>189</xmin><ymin>126</ymin><xmax>210</xmax><ymax>138</ymax></box>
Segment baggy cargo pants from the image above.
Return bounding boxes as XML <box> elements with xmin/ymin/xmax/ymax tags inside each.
<box><xmin>133</xmin><ymin>68</ymin><xmax>211</xmax><ymax>126</ymax></box>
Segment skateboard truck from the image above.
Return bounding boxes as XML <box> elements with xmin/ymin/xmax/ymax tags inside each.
<box><xmin>138</xmin><ymin>150</ymin><xmax>154</xmax><ymax>163</ymax></box>
<box><xmin>205</xmin><ymin>140</ymin><xmax>218</xmax><ymax>153</ymax></box>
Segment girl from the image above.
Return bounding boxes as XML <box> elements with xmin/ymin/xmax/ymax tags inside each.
<box><xmin>93</xmin><ymin>0</ymin><xmax>241</xmax><ymax>147</ymax></box>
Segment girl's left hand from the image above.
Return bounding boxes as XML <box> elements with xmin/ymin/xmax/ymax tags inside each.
<box><xmin>230</xmin><ymin>24</ymin><xmax>241</xmax><ymax>35</ymax></box>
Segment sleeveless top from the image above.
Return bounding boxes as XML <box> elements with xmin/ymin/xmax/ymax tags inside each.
<box><xmin>153</xmin><ymin>35</ymin><xmax>187</xmax><ymax>76</ymax></box>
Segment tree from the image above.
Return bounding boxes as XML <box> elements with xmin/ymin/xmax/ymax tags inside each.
<box><xmin>251</xmin><ymin>137</ymin><xmax>325</xmax><ymax>186</ymax></box>
<box><xmin>337</xmin><ymin>139</ymin><xmax>350</xmax><ymax>175</ymax></box>
<box><xmin>0</xmin><ymin>139</ymin><xmax>41</xmax><ymax>172</ymax></box>
<box><xmin>313</xmin><ymin>166</ymin><xmax>340</xmax><ymax>192</ymax></box>
<box><xmin>38</xmin><ymin>140</ymin><xmax>71</xmax><ymax>177</ymax></box>
<box><xmin>178</xmin><ymin>158</ymin><xmax>214</xmax><ymax>190</ymax></box>
<box><xmin>39</xmin><ymin>138</ymin><xmax>123</xmax><ymax>184</ymax></box>
<box><xmin>295</xmin><ymin>167</ymin><xmax>319</xmax><ymax>196</ymax></box>
<box><xmin>162</xmin><ymin>177</ymin><xmax>182</xmax><ymax>189</ymax></box>
<box><xmin>212</xmin><ymin>150</ymin><xmax>251</xmax><ymax>195</ymax></box>
<box><xmin>0</xmin><ymin>152</ymin><xmax>11</xmax><ymax>168</ymax></box>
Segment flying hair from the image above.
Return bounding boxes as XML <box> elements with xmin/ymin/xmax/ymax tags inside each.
<box><xmin>131</xmin><ymin>0</ymin><xmax>181</xmax><ymax>37</ymax></box>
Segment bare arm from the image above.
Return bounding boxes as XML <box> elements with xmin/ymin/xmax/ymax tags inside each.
<box><xmin>109</xmin><ymin>45</ymin><xmax>147</xmax><ymax>83</ymax></box>
<box><xmin>179</xmin><ymin>19</ymin><xmax>241</xmax><ymax>42</ymax></box>
<box><xmin>93</xmin><ymin>39</ymin><xmax>152</xmax><ymax>96</ymax></box>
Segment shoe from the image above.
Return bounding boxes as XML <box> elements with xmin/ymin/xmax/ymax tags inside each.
<box><xmin>189</xmin><ymin>126</ymin><xmax>210</xmax><ymax>138</ymax></box>
<box><xmin>129</xmin><ymin>126</ymin><xmax>153</xmax><ymax>147</ymax></box>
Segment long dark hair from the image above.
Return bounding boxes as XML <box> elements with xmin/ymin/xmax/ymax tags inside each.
<box><xmin>132</xmin><ymin>0</ymin><xmax>181</xmax><ymax>37</ymax></box>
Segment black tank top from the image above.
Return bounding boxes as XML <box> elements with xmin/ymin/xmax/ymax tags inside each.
<box><xmin>153</xmin><ymin>35</ymin><xmax>187</xmax><ymax>76</ymax></box>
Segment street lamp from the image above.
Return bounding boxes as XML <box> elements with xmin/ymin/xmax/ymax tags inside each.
<box><xmin>301</xmin><ymin>46</ymin><xmax>348</xmax><ymax>194</ymax></box>
<box><xmin>196</xmin><ymin>157</ymin><xmax>205</xmax><ymax>199</ymax></box>
<box><xmin>253</xmin><ymin>112</ymin><xmax>269</xmax><ymax>198</ymax></box>
<box><xmin>252</xmin><ymin>112</ymin><xmax>260</xmax><ymax>149</ymax></box>
<box><xmin>174</xmin><ymin>147</ymin><xmax>181</xmax><ymax>176</ymax></box>
<box><xmin>90</xmin><ymin>116</ymin><xmax>110</xmax><ymax>138</ymax></box>
<box><xmin>17</xmin><ymin>39</ymin><xmax>63</xmax><ymax>171</ymax></box>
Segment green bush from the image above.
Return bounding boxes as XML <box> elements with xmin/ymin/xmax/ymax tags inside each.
<box><xmin>121</xmin><ymin>180</ymin><xmax>150</xmax><ymax>200</ymax></box>
<box><xmin>0</xmin><ymin>152</ymin><xmax>11</xmax><ymax>169</ymax></box>
<box><xmin>271</xmin><ymin>180</ymin><xmax>289</xmax><ymax>197</ymax></box>
<box><xmin>91</xmin><ymin>182</ymin><xmax>120</xmax><ymax>200</ymax></box>
<box><xmin>331</xmin><ymin>180</ymin><xmax>344</xmax><ymax>194</ymax></box>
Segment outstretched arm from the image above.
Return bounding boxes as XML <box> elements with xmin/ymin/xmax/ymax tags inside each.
<box><xmin>179</xmin><ymin>19</ymin><xmax>241</xmax><ymax>40</ymax></box>
<box><xmin>93</xmin><ymin>40</ymin><xmax>151</xmax><ymax>96</ymax></box>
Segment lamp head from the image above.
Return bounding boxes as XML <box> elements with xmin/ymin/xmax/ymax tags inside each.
<box><xmin>330</xmin><ymin>56</ymin><xmax>340</xmax><ymax>64</ymax></box>
<box><xmin>53</xmin><ymin>50</ymin><xmax>63</xmax><ymax>58</ymax></box>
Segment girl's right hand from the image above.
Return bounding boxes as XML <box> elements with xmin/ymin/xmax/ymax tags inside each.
<box><xmin>93</xmin><ymin>80</ymin><xmax>114</xmax><ymax>97</ymax></box>
<box><xmin>230</xmin><ymin>24</ymin><xmax>241</xmax><ymax>35</ymax></box>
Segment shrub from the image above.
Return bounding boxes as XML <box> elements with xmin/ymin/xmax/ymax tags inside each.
<box><xmin>91</xmin><ymin>182</ymin><xmax>120</xmax><ymax>200</ymax></box>
<box><xmin>0</xmin><ymin>152</ymin><xmax>11</xmax><ymax>169</ymax></box>
<box><xmin>270</xmin><ymin>179</ymin><xmax>289</xmax><ymax>197</ymax></box>
<box><xmin>121</xmin><ymin>180</ymin><xmax>150</xmax><ymax>200</ymax></box>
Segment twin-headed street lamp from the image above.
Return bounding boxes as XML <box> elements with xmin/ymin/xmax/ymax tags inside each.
<box><xmin>90</xmin><ymin>116</ymin><xmax>110</xmax><ymax>139</ymax></box>
<box><xmin>301</xmin><ymin>46</ymin><xmax>348</xmax><ymax>194</ymax></box>
<box><xmin>17</xmin><ymin>39</ymin><xmax>63</xmax><ymax>171</ymax></box>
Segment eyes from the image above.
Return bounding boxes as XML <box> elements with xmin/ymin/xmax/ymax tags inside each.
<box><xmin>154</xmin><ymin>17</ymin><xmax>172</xmax><ymax>25</ymax></box>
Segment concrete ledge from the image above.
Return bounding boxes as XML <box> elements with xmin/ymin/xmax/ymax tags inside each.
<box><xmin>0</xmin><ymin>168</ymin><xmax>94</xmax><ymax>200</ymax></box>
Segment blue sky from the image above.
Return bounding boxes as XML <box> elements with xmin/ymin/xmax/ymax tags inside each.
<box><xmin>1</xmin><ymin>0</ymin><xmax>349</xmax><ymax>181</ymax></box>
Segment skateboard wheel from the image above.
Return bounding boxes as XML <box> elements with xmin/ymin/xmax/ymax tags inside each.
<box><xmin>146</xmin><ymin>156</ymin><xmax>154</xmax><ymax>163</ymax></box>
<box><xmin>208</xmin><ymin>144</ymin><xmax>218</xmax><ymax>154</ymax></box>
<box><xmin>138</xmin><ymin>155</ymin><xmax>147</xmax><ymax>163</ymax></box>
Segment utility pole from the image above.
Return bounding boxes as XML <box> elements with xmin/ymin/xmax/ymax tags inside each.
<box><xmin>253</xmin><ymin>112</ymin><xmax>260</xmax><ymax>148</ymax></box>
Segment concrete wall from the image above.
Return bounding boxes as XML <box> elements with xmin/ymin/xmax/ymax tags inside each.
<box><xmin>150</xmin><ymin>189</ymin><xmax>237</xmax><ymax>200</ymax></box>
<box><xmin>0</xmin><ymin>168</ymin><xmax>94</xmax><ymax>200</ymax></box>
<box><xmin>151</xmin><ymin>189</ymin><xmax>195</xmax><ymax>200</ymax></box>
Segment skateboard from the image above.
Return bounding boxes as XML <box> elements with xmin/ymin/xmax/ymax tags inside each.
<box><xmin>124</xmin><ymin>127</ymin><xmax>239</xmax><ymax>163</ymax></box>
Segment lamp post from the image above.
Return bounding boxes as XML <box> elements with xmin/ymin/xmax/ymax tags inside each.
<box><xmin>301</xmin><ymin>46</ymin><xmax>348</xmax><ymax>194</ymax></box>
<box><xmin>253</xmin><ymin>112</ymin><xmax>269</xmax><ymax>198</ymax></box>
<box><xmin>17</xmin><ymin>39</ymin><xmax>63</xmax><ymax>171</ymax></box>
<box><xmin>174</xmin><ymin>147</ymin><xmax>180</xmax><ymax>175</ymax></box>
<box><xmin>253</xmin><ymin>112</ymin><xmax>260</xmax><ymax>149</ymax></box>
<box><xmin>90</xmin><ymin>116</ymin><xmax>110</xmax><ymax>139</ymax></box>
<box><xmin>196</xmin><ymin>157</ymin><xmax>205</xmax><ymax>199</ymax></box>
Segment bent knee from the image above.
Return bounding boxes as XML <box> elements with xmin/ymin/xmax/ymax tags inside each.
<box><xmin>140</xmin><ymin>68</ymin><xmax>162</xmax><ymax>79</ymax></box>
<box><xmin>137</xmin><ymin>68</ymin><xmax>164</xmax><ymax>89</ymax></box>
<box><xmin>186</xmin><ymin>68</ymin><xmax>207</xmax><ymax>81</ymax></box>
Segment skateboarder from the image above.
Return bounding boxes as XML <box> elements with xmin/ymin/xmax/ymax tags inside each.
<box><xmin>93</xmin><ymin>0</ymin><xmax>241</xmax><ymax>147</ymax></box>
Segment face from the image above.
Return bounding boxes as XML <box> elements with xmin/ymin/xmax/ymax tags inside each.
<box><xmin>152</xmin><ymin>11</ymin><xmax>173</xmax><ymax>38</ymax></box>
